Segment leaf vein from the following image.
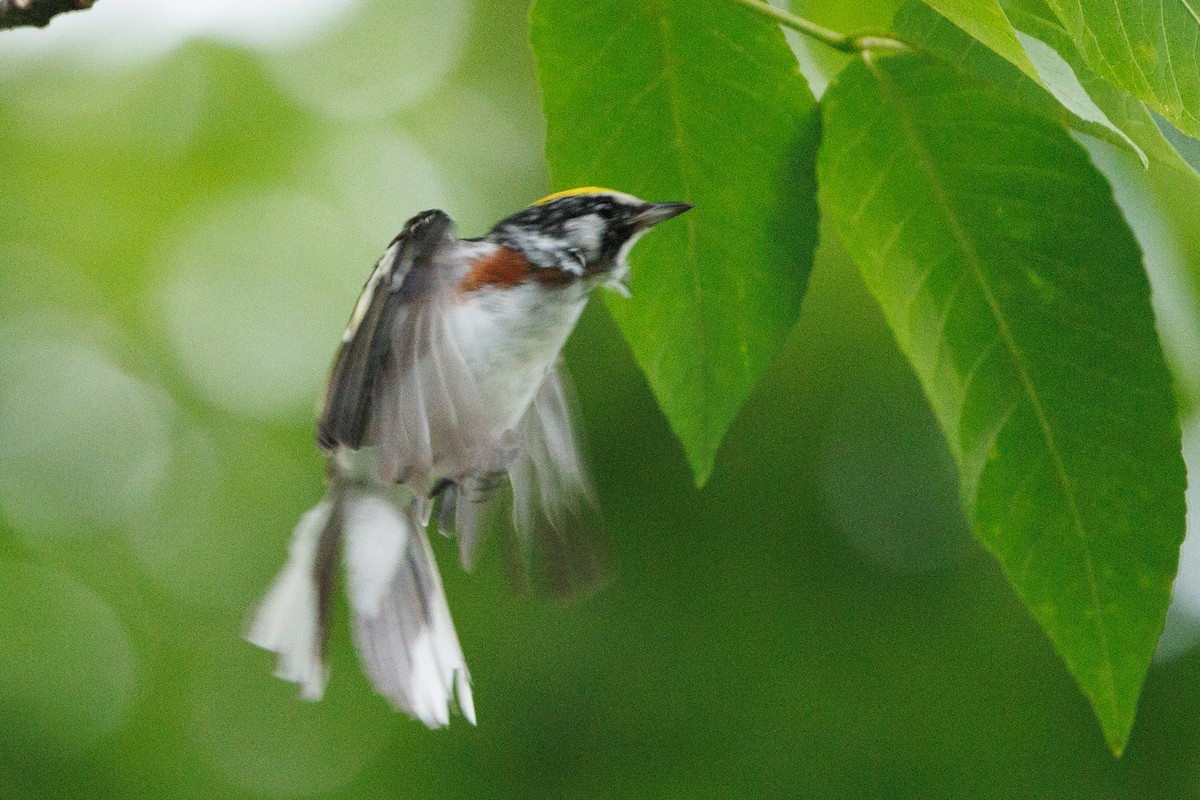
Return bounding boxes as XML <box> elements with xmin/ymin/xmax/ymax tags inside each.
<box><xmin>866</xmin><ymin>52</ymin><xmax>1119</xmax><ymax>715</ymax></box>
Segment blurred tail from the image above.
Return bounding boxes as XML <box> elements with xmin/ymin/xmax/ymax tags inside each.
<box><xmin>246</xmin><ymin>478</ymin><xmax>474</xmax><ymax>727</ymax></box>
<box><xmin>342</xmin><ymin>487</ymin><xmax>475</xmax><ymax>727</ymax></box>
<box><xmin>245</xmin><ymin>497</ymin><xmax>338</xmax><ymax>700</ymax></box>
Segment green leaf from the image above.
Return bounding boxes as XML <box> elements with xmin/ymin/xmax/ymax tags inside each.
<box><xmin>900</xmin><ymin>0</ymin><xmax>1200</xmax><ymax>178</ymax></box>
<box><xmin>1002</xmin><ymin>0</ymin><xmax>1200</xmax><ymax>176</ymax></box>
<box><xmin>1042</xmin><ymin>0</ymin><xmax>1200</xmax><ymax>139</ymax></box>
<box><xmin>907</xmin><ymin>0</ymin><xmax>1144</xmax><ymax>160</ymax></box>
<box><xmin>919</xmin><ymin>0</ymin><xmax>1044</xmax><ymax>80</ymax></box>
<box><xmin>819</xmin><ymin>52</ymin><xmax>1185</xmax><ymax>754</ymax></box>
<box><xmin>530</xmin><ymin>0</ymin><xmax>820</xmax><ymax>484</ymax></box>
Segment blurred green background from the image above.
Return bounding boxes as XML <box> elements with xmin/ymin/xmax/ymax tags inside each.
<box><xmin>4</xmin><ymin>0</ymin><xmax>1200</xmax><ymax>797</ymax></box>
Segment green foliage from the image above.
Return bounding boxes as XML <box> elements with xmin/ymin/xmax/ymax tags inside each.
<box><xmin>1</xmin><ymin>0</ymin><xmax>1199</xmax><ymax>790</ymax></box>
<box><xmin>819</xmin><ymin>51</ymin><xmax>1185</xmax><ymax>753</ymax></box>
<box><xmin>530</xmin><ymin>0</ymin><xmax>820</xmax><ymax>484</ymax></box>
<box><xmin>918</xmin><ymin>0</ymin><xmax>1053</xmax><ymax>84</ymax></box>
<box><xmin>1003</xmin><ymin>0</ymin><xmax>1200</xmax><ymax>180</ymax></box>
<box><xmin>898</xmin><ymin>0</ymin><xmax>1200</xmax><ymax>180</ymax></box>
<box><xmin>901</xmin><ymin>0</ymin><xmax>1144</xmax><ymax>159</ymax></box>
<box><xmin>532</xmin><ymin>0</ymin><xmax>1200</xmax><ymax>755</ymax></box>
<box><xmin>1043</xmin><ymin>0</ymin><xmax>1200</xmax><ymax>138</ymax></box>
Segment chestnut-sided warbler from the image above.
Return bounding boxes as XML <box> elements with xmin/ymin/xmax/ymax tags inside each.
<box><xmin>246</xmin><ymin>188</ymin><xmax>691</xmax><ymax>727</ymax></box>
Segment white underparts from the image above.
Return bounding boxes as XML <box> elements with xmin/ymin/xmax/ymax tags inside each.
<box><xmin>451</xmin><ymin>281</ymin><xmax>588</xmax><ymax>434</ymax></box>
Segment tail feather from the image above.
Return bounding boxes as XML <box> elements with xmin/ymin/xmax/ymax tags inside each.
<box><xmin>245</xmin><ymin>499</ymin><xmax>335</xmax><ymax>700</ymax></box>
<box><xmin>247</xmin><ymin>483</ymin><xmax>474</xmax><ymax>727</ymax></box>
<box><xmin>343</xmin><ymin>488</ymin><xmax>475</xmax><ymax>727</ymax></box>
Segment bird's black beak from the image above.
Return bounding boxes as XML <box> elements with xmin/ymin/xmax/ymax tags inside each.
<box><xmin>634</xmin><ymin>201</ymin><xmax>693</xmax><ymax>228</ymax></box>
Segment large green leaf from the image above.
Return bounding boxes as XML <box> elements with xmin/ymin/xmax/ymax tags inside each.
<box><xmin>1003</xmin><ymin>0</ymin><xmax>1200</xmax><ymax>174</ymax></box>
<box><xmin>819</xmin><ymin>52</ymin><xmax>1185</xmax><ymax>754</ymax></box>
<box><xmin>900</xmin><ymin>0</ymin><xmax>1200</xmax><ymax>177</ymax></box>
<box><xmin>530</xmin><ymin>0</ymin><xmax>820</xmax><ymax>484</ymax></box>
<box><xmin>1003</xmin><ymin>1</ymin><xmax>1168</xmax><ymax>151</ymax></box>
<box><xmin>909</xmin><ymin>0</ymin><xmax>1142</xmax><ymax>160</ymax></box>
<box><xmin>1042</xmin><ymin>0</ymin><xmax>1200</xmax><ymax>138</ymax></box>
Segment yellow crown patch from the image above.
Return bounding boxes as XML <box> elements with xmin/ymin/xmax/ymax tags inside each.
<box><xmin>533</xmin><ymin>186</ymin><xmax>617</xmax><ymax>205</ymax></box>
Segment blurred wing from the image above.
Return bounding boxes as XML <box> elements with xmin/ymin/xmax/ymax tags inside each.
<box><xmin>505</xmin><ymin>363</ymin><xmax>609</xmax><ymax>597</ymax></box>
<box><xmin>434</xmin><ymin>364</ymin><xmax>609</xmax><ymax>597</ymax></box>
<box><xmin>318</xmin><ymin>210</ymin><xmax>454</xmax><ymax>452</ymax></box>
<box><xmin>371</xmin><ymin>292</ymin><xmax>500</xmax><ymax>487</ymax></box>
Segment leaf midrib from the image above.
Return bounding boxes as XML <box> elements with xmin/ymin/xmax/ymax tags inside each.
<box><xmin>863</xmin><ymin>53</ymin><xmax>1119</xmax><ymax>716</ymax></box>
<box><xmin>645</xmin><ymin>0</ymin><xmax>712</xmax><ymax>461</ymax></box>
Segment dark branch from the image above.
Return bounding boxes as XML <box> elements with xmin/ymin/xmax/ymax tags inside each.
<box><xmin>0</xmin><ymin>0</ymin><xmax>95</xmax><ymax>31</ymax></box>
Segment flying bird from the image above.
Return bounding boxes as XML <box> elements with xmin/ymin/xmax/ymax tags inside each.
<box><xmin>246</xmin><ymin>187</ymin><xmax>692</xmax><ymax>727</ymax></box>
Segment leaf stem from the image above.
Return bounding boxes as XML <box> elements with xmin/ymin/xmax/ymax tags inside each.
<box><xmin>727</xmin><ymin>0</ymin><xmax>910</xmax><ymax>54</ymax></box>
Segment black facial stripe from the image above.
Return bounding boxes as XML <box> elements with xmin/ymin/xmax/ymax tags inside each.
<box><xmin>597</xmin><ymin>219</ymin><xmax>636</xmax><ymax>268</ymax></box>
<box><xmin>492</xmin><ymin>195</ymin><xmax>627</xmax><ymax>232</ymax></box>
<box><xmin>488</xmin><ymin>194</ymin><xmax>644</xmax><ymax>274</ymax></box>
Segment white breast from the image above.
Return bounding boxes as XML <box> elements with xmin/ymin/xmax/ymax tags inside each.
<box><xmin>450</xmin><ymin>281</ymin><xmax>588</xmax><ymax>435</ymax></box>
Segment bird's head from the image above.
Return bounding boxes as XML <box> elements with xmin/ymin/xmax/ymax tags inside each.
<box><xmin>488</xmin><ymin>187</ymin><xmax>692</xmax><ymax>289</ymax></box>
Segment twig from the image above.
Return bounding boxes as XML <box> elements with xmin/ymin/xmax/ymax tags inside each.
<box><xmin>728</xmin><ymin>0</ymin><xmax>910</xmax><ymax>54</ymax></box>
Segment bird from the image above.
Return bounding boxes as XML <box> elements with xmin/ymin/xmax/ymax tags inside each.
<box><xmin>245</xmin><ymin>187</ymin><xmax>692</xmax><ymax>728</ymax></box>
